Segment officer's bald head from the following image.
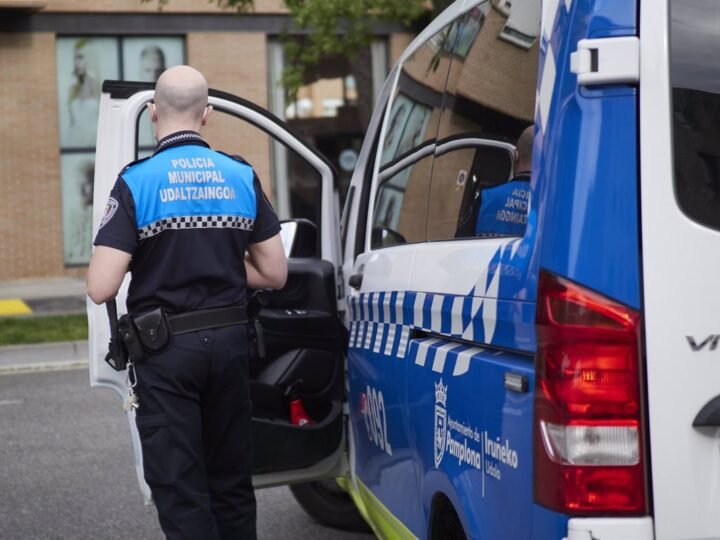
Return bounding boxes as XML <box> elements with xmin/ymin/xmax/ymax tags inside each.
<box><xmin>514</xmin><ymin>124</ymin><xmax>535</xmax><ymax>175</ymax></box>
<box><xmin>153</xmin><ymin>65</ymin><xmax>209</xmax><ymax>123</ymax></box>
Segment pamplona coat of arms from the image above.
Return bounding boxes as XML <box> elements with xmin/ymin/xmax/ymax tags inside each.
<box><xmin>434</xmin><ymin>379</ymin><xmax>448</xmax><ymax>468</ymax></box>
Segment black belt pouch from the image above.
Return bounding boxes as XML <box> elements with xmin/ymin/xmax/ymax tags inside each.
<box><xmin>118</xmin><ymin>314</ymin><xmax>145</xmax><ymax>362</ymax></box>
<box><xmin>132</xmin><ymin>307</ymin><xmax>171</xmax><ymax>354</ymax></box>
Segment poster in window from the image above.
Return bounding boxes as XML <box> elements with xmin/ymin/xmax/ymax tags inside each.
<box><xmin>373</xmin><ymin>184</ymin><xmax>404</xmax><ymax>231</ymax></box>
<box><xmin>122</xmin><ymin>37</ymin><xmax>185</xmax><ymax>83</ymax></box>
<box><xmin>455</xmin><ymin>7</ymin><xmax>486</xmax><ymax>58</ymax></box>
<box><xmin>394</xmin><ymin>102</ymin><xmax>432</xmax><ymax>159</ymax></box>
<box><xmin>123</xmin><ymin>37</ymin><xmax>185</xmax><ymax>148</ymax></box>
<box><xmin>443</xmin><ymin>21</ymin><xmax>460</xmax><ymax>53</ymax></box>
<box><xmin>56</xmin><ymin>37</ymin><xmax>119</xmax><ymax>149</ymax></box>
<box><xmin>61</xmin><ymin>153</ymin><xmax>96</xmax><ymax>264</ymax></box>
<box><xmin>380</xmin><ymin>94</ymin><xmax>413</xmax><ymax>166</ymax></box>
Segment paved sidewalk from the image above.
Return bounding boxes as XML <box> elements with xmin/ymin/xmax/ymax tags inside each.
<box><xmin>0</xmin><ymin>340</ymin><xmax>88</xmax><ymax>374</ymax></box>
<box><xmin>0</xmin><ymin>277</ymin><xmax>89</xmax><ymax>373</ymax></box>
<box><xmin>0</xmin><ymin>277</ymin><xmax>86</xmax><ymax>316</ymax></box>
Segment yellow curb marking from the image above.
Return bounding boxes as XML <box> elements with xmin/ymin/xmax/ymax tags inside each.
<box><xmin>0</xmin><ymin>299</ymin><xmax>32</xmax><ymax>316</ymax></box>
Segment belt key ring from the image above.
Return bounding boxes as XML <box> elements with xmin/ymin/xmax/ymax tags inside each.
<box><xmin>123</xmin><ymin>361</ymin><xmax>140</xmax><ymax>412</ymax></box>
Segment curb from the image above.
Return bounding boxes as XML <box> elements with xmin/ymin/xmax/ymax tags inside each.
<box><xmin>0</xmin><ymin>299</ymin><xmax>32</xmax><ymax>316</ymax></box>
<box><xmin>0</xmin><ymin>340</ymin><xmax>88</xmax><ymax>374</ymax></box>
<box><xmin>0</xmin><ymin>278</ymin><xmax>86</xmax><ymax>302</ymax></box>
<box><xmin>0</xmin><ymin>296</ymin><xmax>86</xmax><ymax>318</ymax></box>
<box><xmin>0</xmin><ymin>360</ymin><xmax>88</xmax><ymax>375</ymax></box>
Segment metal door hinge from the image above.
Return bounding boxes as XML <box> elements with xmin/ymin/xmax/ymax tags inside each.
<box><xmin>570</xmin><ymin>36</ymin><xmax>639</xmax><ymax>86</ymax></box>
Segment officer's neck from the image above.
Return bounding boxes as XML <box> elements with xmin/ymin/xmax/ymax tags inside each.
<box><xmin>155</xmin><ymin>121</ymin><xmax>203</xmax><ymax>142</ymax></box>
<box><xmin>514</xmin><ymin>163</ymin><xmax>531</xmax><ymax>177</ymax></box>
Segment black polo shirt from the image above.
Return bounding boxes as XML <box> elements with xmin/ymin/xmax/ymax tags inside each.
<box><xmin>94</xmin><ymin>130</ymin><xmax>281</xmax><ymax>314</ymax></box>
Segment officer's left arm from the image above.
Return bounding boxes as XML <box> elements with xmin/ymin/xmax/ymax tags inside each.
<box><xmin>87</xmin><ymin>246</ymin><xmax>131</xmax><ymax>304</ymax></box>
<box><xmin>246</xmin><ymin>173</ymin><xmax>286</xmax><ymax>289</ymax></box>
<box><xmin>246</xmin><ymin>234</ymin><xmax>287</xmax><ymax>290</ymax></box>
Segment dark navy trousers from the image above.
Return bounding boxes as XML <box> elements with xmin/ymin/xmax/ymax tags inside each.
<box><xmin>134</xmin><ymin>324</ymin><xmax>256</xmax><ymax>540</ymax></box>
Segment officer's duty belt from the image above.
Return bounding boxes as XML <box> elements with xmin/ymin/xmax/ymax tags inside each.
<box><xmin>168</xmin><ymin>305</ymin><xmax>248</xmax><ymax>335</ymax></box>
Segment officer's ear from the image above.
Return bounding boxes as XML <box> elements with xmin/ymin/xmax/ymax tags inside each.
<box><xmin>201</xmin><ymin>105</ymin><xmax>213</xmax><ymax>127</ymax></box>
<box><xmin>147</xmin><ymin>102</ymin><xmax>158</xmax><ymax>124</ymax></box>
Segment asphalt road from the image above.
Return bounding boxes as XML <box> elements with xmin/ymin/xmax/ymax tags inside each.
<box><xmin>0</xmin><ymin>367</ymin><xmax>374</xmax><ymax>540</ymax></box>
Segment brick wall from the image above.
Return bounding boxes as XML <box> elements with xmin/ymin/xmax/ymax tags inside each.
<box><xmin>0</xmin><ymin>33</ymin><xmax>64</xmax><ymax>280</ymax></box>
<box><xmin>0</xmin><ymin>31</ymin><xmax>274</xmax><ymax>281</ymax></box>
<box><xmin>455</xmin><ymin>8</ymin><xmax>538</xmax><ymax>122</ymax></box>
<box><xmin>390</xmin><ymin>33</ymin><xmax>414</xmax><ymax>66</ymax></box>
<box><xmin>0</xmin><ymin>11</ymin><xmax>412</xmax><ymax>280</ymax></box>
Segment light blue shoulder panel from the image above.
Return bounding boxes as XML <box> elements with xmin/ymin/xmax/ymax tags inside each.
<box><xmin>122</xmin><ymin>145</ymin><xmax>257</xmax><ymax>231</ymax></box>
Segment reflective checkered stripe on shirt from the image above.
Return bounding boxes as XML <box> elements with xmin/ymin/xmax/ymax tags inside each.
<box><xmin>138</xmin><ymin>215</ymin><xmax>255</xmax><ymax>239</ymax></box>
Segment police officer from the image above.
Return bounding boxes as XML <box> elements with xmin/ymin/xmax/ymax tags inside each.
<box><xmin>87</xmin><ymin>65</ymin><xmax>287</xmax><ymax>540</ymax></box>
<box><xmin>474</xmin><ymin>124</ymin><xmax>534</xmax><ymax>236</ymax></box>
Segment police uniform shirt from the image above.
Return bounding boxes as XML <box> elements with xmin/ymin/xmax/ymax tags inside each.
<box><xmin>474</xmin><ymin>173</ymin><xmax>531</xmax><ymax>237</ymax></box>
<box><xmin>94</xmin><ymin>130</ymin><xmax>281</xmax><ymax>314</ymax></box>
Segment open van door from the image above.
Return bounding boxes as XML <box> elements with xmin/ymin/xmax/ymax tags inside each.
<box><xmin>641</xmin><ymin>2</ymin><xmax>720</xmax><ymax>539</ymax></box>
<box><xmin>88</xmin><ymin>81</ymin><xmax>344</xmax><ymax>501</ymax></box>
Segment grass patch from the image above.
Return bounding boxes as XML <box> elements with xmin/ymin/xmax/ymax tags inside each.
<box><xmin>0</xmin><ymin>314</ymin><xmax>88</xmax><ymax>346</ymax></box>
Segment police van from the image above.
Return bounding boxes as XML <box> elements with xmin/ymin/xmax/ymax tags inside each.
<box><xmin>89</xmin><ymin>0</ymin><xmax>720</xmax><ymax>538</ymax></box>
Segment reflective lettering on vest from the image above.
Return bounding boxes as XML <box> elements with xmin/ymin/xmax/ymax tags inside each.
<box><xmin>159</xmin><ymin>186</ymin><xmax>237</xmax><ymax>203</ymax></box>
<box><xmin>475</xmin><ymin>180</ymin><xmax>531</xmax><ymax>236</ymax></box>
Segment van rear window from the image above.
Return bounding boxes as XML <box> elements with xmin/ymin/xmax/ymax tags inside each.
<box><xmin>671</xmin><ymin>0</ymin><xmax>720</xmax><ymax>231</ymax></box>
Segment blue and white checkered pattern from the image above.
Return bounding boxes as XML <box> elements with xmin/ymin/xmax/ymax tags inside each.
<box><xmin>347</xmin><ymin>237</ymin><xmax>534</xmax><ymax>377</ymax></box>
<box><xmin>348</xmin><ymin>315</ymin><xmax>490</xmax><ymax>378</ymax></box>
<box><xmin>347</xmin><ymin>286</ymin><xmax>497</xmax><ymax>374</ymax></box>
<box><xmin>408</xmin><ymin>338</ymin><xmax>486</xmax><ymax>377</ymax></box>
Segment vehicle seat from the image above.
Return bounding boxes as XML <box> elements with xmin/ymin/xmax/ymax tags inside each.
<box><xmin>250</xmin><ymin>348</ymin><xmax>337</xmax><ymax>421</ymax></box>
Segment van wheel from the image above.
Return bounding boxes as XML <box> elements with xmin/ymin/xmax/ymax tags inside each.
<box><xmin>289</xmin><ymin>480</ymin><xmax>371</xmax><ymax>533</ymax></box>
<box><xmin>430</xmin><ymin>495</ymin><xmax>466</xmax><ymax>540</ymax></box>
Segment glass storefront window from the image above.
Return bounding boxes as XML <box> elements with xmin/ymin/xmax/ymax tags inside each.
<box><xmin>55</xmin><ymin>36</ymin><xmax>185</xmax><ymax>265</ymax></box>
<box><xmin>268</xmin><ymin>40</ymin><xmax>388</xmax><ymax>218</ymax></box>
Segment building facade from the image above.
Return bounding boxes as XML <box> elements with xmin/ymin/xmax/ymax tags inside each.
<box><xmin>0</xmin><ymin>0</ymin><xmax>413</xmax><ymax>280</ymax></box>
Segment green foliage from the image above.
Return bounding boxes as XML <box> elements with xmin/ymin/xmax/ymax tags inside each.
<box><xmin>141</xmin><ymin>0</ymin><xmax>433</xmax><ymax>98</ymax></box>
<box><xmin>277</xmin><ymin>0</ymin><xmax>426</xmax><ymax>97</ymax></box>
<box><xmin>0</xmin><ymin>315</ymin><xmax>88</xmax><ymax>346</ymax></box>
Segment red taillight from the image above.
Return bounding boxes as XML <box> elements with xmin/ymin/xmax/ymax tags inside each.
<box><xmin>533</xmin><ymin>271</ymin><xmax>646</xmax><ymax>514</ymax></box>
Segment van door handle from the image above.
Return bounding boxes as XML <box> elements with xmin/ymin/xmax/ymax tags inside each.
<box><xmin>693</xmin><ymin>395</ymin><xmax>720</xmax><ymax>427</ymax></box>
<box><xmin>349</xmin><ymin>272</ymin><xmax>363</xmax><ymax>290</ymax></box>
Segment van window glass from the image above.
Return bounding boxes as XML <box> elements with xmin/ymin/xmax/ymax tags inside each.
<box><xmin>379</xmin><ymin>26</ymin><xmax>454</xmax><ymax>167</ymax></box>
<box><xmin>371</xmin><ymin>21</ymin><xmax>456</xmax><ymax>249</ymax></box>
<box><xmin>356</xmin><ymin>125</ymin><xmax>382</xmax><ymax>258</ymax></box>
<box><xmin>427</xmin><ymin>2</ymin><xmax>539</xmax><ymax>241</ymax></box>
<box><xmin>671</xmin><ymin>0</ymin><xmax>720</xmax><ymax>232</ymax></box>
<box><xmin>372</xmin><ymin>153</ymin><xmax>434</xmax><ymax>248</ymax></box>
<box><xmin>429</xmin><ymin>142</ymin><xmax>517</xmax><ymax>240</ymax></box>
